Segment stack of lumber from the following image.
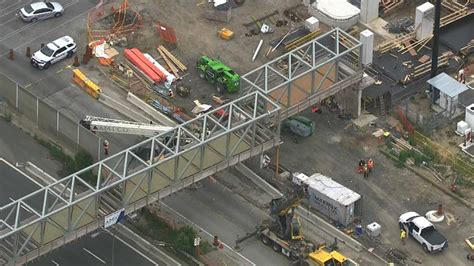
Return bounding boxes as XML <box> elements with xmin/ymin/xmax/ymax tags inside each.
<box><xmin>285</xmin><ymin>29</ymin><xmax>321</xmax><ymax>51</ymax></box>
<box><xmin>381</xmin><ymin>0</ymin><xmax>404</xmax><ymax>14</ymax></box>
<box><xmin>377</xmin><ymin>33</ymin><xmax>414</xmax><ymax>54</ymax></box>
<box><xmin>156</xmin><ymin>45</ymin><xmax>187</xmax><ymax>78</ymax></box>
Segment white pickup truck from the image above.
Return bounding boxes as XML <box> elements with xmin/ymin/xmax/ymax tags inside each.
<box><xmin>399</xmin><ymin>212</ymin><xmax>448</xmax><ymax>253</ymax></box>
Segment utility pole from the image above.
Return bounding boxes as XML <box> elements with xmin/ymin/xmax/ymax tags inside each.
<box><xmin>430</xmin><ymin>0</ymin><xmax>442</xmax><ymax>103</ymax></box>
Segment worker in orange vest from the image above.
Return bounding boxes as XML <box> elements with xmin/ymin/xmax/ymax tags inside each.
<box><xmin>358</xmin><ymin>159</ymin><xmax>365</xmax><ymax>173</ymax></box>
<box><xmin>367</xmin><ymin>158</ymin><xmax>374</xmax><ymax>173</ymax></box>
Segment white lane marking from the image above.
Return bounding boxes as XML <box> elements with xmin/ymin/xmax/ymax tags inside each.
<box><xmin>82</xmin><ymin>248</ymin><xmax>106</xmax><ymax>264</ymax></box>
<box><xmin>50</xmin><ymin>259</ymin><xmax>59</xmax><ymax>266</ymax></box>
<box><xmin>161</xmin><ymin>202</ymin><xmax>256</xmax><ymax>266</ymax></box>
<box><xmin>114</xmin><ymin>225</ymin><xmax>180</xmax><ymax>265</ymax></box>
<box><xmin>0</xmin><ymin>0</ymin><xmax>78</xmax><ymax>41</ymax></box>
<box><xmin>0</xmin><ymin>0</ymin><xmax>26</xmax><ymax>17</ymax></box>
<box><xmin>0</xmin><ymin>14</ymin><xmax>20</xmax><ymax>26</ymax></box>
<box><xmin>104</xmin><ymin>229</ymin><xmax>159</xmax><ymax>266</ymax></box>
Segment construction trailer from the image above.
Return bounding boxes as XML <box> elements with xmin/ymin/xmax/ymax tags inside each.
<box><xmin>292</xmin><ymin>173</ymin><xmax>362</xmax><ymax>227</ymax></box>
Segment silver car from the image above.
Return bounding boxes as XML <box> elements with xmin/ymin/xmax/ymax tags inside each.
<box><xmin>19</xmin><ymin>1</ymin><xmax>64</xmax><ymax>22</ymax></box>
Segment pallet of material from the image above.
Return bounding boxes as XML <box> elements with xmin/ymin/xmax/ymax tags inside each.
<box><xmin>124</xmin><ymin>60</ymin><xmax>154</xmax><ymax>88</ymax></box>
<box><xmin>418</xmin><ymin>55</ymin><xmax>430</xmax><ymax>64</ymax></box>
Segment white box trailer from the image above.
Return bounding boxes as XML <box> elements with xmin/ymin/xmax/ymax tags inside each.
<box><xmin>292</xmin><ymin>173</ymin><xmax>362</xmax><ymax>226</ymax></box>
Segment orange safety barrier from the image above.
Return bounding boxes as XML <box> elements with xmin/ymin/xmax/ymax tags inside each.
<box><xmin>72</xmin><ymin>69</ymin><xmax>102</xmax><ymax>99</ymax></box>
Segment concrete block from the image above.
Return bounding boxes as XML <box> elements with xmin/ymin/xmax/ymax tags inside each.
<box><xmin>360</xmin><ymin>0</ymin><xmax>379</xmax><ymax>23</ymax></box>
<box><xmin>305</xmin><ymin>16</ymin><xmax>320</xmax><ymax>32</ymax></box>
<box><xmin>126</xmin><ymin>92</ymin><xmax>176</xmax><ymax>127</ymax></box>
<box><xmin>360</xmin><ymin>29</ymin><xmax>374</xmax><ymax>66</ymax></box>
<box><xmin>415</xmin><ymin>2</ymin><xmax>434</xmax><ymax>40</ymax></box>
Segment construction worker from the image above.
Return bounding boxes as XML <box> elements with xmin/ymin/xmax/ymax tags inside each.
<box><xmin>213</xmin><ymin>235</ymin><xmax>219</xmax><ymax>247</ymax></box>
<box><xmin>367</xmin><ymin>158</ymin><xmax>374</xmax><ymax>173</ymax></box>
<box><xmin>363</xmin><ymin>164</ymin><xmax>369</xmax><ymax>178</ymax></box>
<box><xmin>358</xmin><ymin>159</ymin><xmax>365</xmax><ymax>173</ymax></box>
<box><xmin>458</xmin><ymin>68</ymin><xmax>465</xmax><ymax>84</ymax></box>
<box><xmin>103</xmin><ymin>140</ymin><xmax>109</xmax><ymax>156</ymax></box>
<box><xmin>400</xmin><ymin>229</ymin><xmax>407</xmax><ymax>245</ymax></box>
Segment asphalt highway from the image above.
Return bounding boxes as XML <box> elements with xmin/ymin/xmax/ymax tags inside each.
<box><xmin>0</xmin><ymin>117</ymin><xmax>162</xmax><ymax>265</ymax></box>
<box><xmin>0</xmin><ymin>0</ymin><xmax>136</xmax><ymax>152</ymax></box>
<box><xmin>27</xmin><ymin>230</ymin><xmax>158</xmax><ymax>266</ymax></box>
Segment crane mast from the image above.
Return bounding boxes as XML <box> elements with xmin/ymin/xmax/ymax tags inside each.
<box><xmin>80</xmin><ymin>116</ymin><xmax>173</xmax><ymax>137</ymax></box>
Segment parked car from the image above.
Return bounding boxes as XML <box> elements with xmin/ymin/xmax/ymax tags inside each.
<box><xmin>19</xmin><ymin>1</ymin><xmax>64</xmax><ymax>22</ymax></box>
<box><xmin>399</xmin><ymin>211</ymin><xmax>448</xmax><ymax>253</ymax></box>
<box><xmin>31</xmin><ymin>36</ymin><xmax>77</xmax><ymax>69</ymax></box>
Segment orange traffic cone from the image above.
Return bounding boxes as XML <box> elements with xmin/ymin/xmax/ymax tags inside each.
<box><xmin>8</xmin><ymin>49</ymin><xmax>14</xmax><ymax>60</ymax></box>
<box><xmin>73</xmin><ymin>55</ymin><xmax>80</xmax><ymax>67</ymax></box>
<box><xmin>26</xmin><ymin>47</ymin><xmax>31</xmax><ymax>57</ymax></box>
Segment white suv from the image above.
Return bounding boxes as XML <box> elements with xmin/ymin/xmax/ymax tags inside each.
<box><xmin>31</xmin><ymin>36</ymin><xmax>77</xmax><ymax>69</ymax></box>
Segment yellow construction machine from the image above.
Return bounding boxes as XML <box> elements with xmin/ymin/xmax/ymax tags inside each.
<box><xmin>256</xmin><ymin>185</ymin><xmax>352</xmax><ymax>265</ymax></box>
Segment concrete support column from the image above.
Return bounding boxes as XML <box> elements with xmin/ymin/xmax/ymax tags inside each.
<box><xmin>360</xmin><ymin>0</ymin><xmax>379</xmax><ymax>23</ymax></box>
<box><xmin>334</xmin><ymin>84</ymin><xmax>362</xmax><ymax>118</ymax></box>
<box><xmin>360</xmin><ymin>29</ymin><xmax>374</xmax><ymax>66</ymax></box>
<box><xmin>415</xmin><ymin>2</ymin><xmax>434</xmax><ymax>41</ymax></box>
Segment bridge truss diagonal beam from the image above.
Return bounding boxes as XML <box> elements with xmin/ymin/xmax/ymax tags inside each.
<box><xmin>0</xmin><ymin>27</ymin><xmax>364</xmax><ymax>265</ymax></box>
<box><xmin>241</xmin><ymin>27</ymin><xmax>363</xmax><ymax>118</ymax></box>
<box><xmin>0</xmin><ymin>91</ymin><xmax>281</xmax><ymax>263</ymax></box>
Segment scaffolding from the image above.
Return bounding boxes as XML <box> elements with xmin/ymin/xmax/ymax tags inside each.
<box><xmin>87</xmin><ymin>0</ymin><xmax>143</xmax><ymax>43</ymax></box>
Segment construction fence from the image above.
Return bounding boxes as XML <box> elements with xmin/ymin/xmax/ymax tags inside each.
<box><xmin>397</xmin><ymin>101</ymin><xmax>451</xmax><ymax>136</ymax></box>
<box><xmin>0</xmin><ymin>72</ymin><xmax>103</xmax><ymax>161</ymax></box>
<box><xmin>413</xmin><ymin>130</ymin><xmax>474</xmax><ymax>181</ymax></box>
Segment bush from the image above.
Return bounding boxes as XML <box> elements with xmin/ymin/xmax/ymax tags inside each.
<box><xmin>398</xmin><ymin>150</ymin><xmax>409</xmax><ymax>163</ymax></box>
<box><xmin>74</xmin><ymin>150</ymin><xmax>96</xmax><ymax>186</ymax></box>
<box><xmin>199</xmin><ymin>241</ymin><xmax>214</xmax><ymax>254</ymax></box>
<box><xmin>35</xmin><ymin>137</ymin><xmax>95</xmax><ymax>183</ymax></box>
<box><xmin>174</xmin><ymin>226</ymin><xmax>196</xmax><ymax>254</ymax></box>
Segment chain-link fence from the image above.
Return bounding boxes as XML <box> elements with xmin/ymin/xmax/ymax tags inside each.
<box><xmin>0</xmin><ymin>72</ymin><xmax>102</xmax><ymax>161</ymax></box>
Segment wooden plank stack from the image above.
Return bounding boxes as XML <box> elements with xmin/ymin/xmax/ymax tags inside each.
<box><xmin>156</xmin><ymin>45</ymin><xmax>187</xmax><ymax>78</ymax></box>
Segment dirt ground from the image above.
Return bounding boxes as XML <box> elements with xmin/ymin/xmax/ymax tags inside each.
<box><xmin>247</xmin><ymin>108</ymin><xmax>474</xmax><ymax>265</ymax></box>
<box><xmin>89</xmin><ymin>0</ymin><xmax>313</xmax><ymax>115</ymax></box>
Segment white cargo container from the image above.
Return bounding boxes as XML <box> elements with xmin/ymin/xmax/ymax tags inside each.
<box><xmin>292</xmin><ymin>173</ymin><xmax>362</xmax><ymax>226</ymax></box>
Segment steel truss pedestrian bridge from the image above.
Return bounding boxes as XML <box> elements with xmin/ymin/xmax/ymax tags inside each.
<box><xmin>0</xmin><ymin>28</ymin><xmax>363</xmax><ymax>264</ymax></box>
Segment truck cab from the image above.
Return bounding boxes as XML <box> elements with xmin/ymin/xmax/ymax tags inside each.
<box><xmin>399</xmin><ymin>212</ymin><xmax>448</xmax><ymax>253</ymax></box>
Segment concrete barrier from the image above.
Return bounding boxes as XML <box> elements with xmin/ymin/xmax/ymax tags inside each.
<box><xmin>99</xmin><ymin>94</ymin><xmax>151</xmax><ymax>123</ymax></box>
<box><xmin>127</xmin><ymin>92</ymin><xmax>176</xmax><ymax>127</ymax></box>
